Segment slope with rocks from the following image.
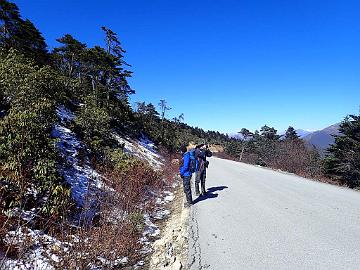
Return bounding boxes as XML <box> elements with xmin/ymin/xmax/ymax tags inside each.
<box><xmin>1</xmin><ymin>104</ymin><xmax>177</xmax><ymax>270</ymax></box>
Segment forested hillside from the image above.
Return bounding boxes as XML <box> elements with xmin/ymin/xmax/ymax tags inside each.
<box><xmin>0</xmin><ymin>1</ymin><xmax>233</xmax><ymax>268</ymax></box>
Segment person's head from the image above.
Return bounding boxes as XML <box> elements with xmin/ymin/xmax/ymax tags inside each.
<box><xmin>196</xmin><ymin>143</ymin><xmax>204</xmax><ymax>149</ymax></box>
<box><xmin>180</xmin><ymin>145</ymin><xmax>187</xmax><ymax>154</ymax></box>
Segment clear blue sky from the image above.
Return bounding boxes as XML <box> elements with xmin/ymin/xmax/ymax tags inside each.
<box><xmin>15</xmin><ymin>0</ymin><xmax>360</xmax><ymax>133</ymax></box>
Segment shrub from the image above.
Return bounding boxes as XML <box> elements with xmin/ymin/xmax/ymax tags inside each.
<box><xmin>0</xmin><ymin>50</ymin><xmax>71</xmax><ymax>217</ymax></box>
<box><xmin>75</xmin><ymin>95</ymin><xmax>113</xmax><ymax>157</ymax></box>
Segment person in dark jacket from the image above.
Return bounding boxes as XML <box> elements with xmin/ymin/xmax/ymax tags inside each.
<box><xmin>195</xmin><ymin>144</ymin><xmax>212</xmax><ymax>196</ymax></box>
<box><xmin>179</xmin><ymin>145</ymin><xmax>193</xmax><ymax>207</ymax></box>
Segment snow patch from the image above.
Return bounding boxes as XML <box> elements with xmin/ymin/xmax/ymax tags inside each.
<box><xmin>143</xmin><ymin>214</ymin><xmax>160</xmax><ymax>238</ymax></box>
<box><xmin>3</xmin><ymin>227</ymin><xmax>66</xmax><ymax>270</ymax></box>
<box><xmin>156</xmin><ymin>191</ymin><xmax>175</xmax><ymax>205</ymax></box>
<box><xmin>113</xmin><ymin>133</ymin><xmax>163</xmax><ymax>169</ymax></box>
<box><xmin>52</xmin><ymin>106</ymin><xmax>105</xmax><ymax>220</ymax></box>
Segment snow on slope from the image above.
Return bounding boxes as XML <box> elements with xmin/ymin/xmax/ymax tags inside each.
<box><xmin>3</xmin><ymin>106</ymin><xmax>173</xmax><ymax>270</ymax></box>
<box><xmin>113</xmin><ymin>133</ymin><xmax>163</xmax><ymax>169</ymax></box>
<box><xmin>3</xmin><ymin>227</ymin><xmax>64</xmax><ymax>270</ymax></box>
<box><xmin>52</xmin><ymin>105</ymin><xmax>105</xmax><ymax>219</ymax></box>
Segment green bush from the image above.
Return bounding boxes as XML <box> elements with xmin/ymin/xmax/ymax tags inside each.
<box><xmin>0</xmin><ymin>50</ymin><xmax>71</xmax><ymax>217</ymax></box>
<box><xmin>75</xmin><ymin>95</ymin><xmax>113</xmax><ymax>156</ymax></box>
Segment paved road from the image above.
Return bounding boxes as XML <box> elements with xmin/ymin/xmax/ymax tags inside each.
<box><xmin>188</xmin><ymin>157</ymin><xmax>360</xmax><ymax>270</ymax></box>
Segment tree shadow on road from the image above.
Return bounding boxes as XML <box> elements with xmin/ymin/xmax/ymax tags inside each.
<box><xmin>193</xmin><ymin>185</ymin><xmax>228</xmax><ymax>204</ymax></box>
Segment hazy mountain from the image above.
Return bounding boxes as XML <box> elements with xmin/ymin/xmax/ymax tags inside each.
<box><xmin>228</xmin><ymin>132</ymin><xmax>243</xmax><ymax>140</ymax></box>
<box><xmin>229</xmin><ymin>124</ymin><xmax>340</xmax><ymax>154</ymax></box>
<box><xmin>279</xmin><ymin>129</ymin><xmax>313</xmax><ymax>138</ymax></box>
<box><xmin>294</xmin><ymin>129</ymin><xmax>313</xmax><ymax>138</ymax></box>
<box><xmin>303</xmin><ymin>123</ymin><xmax>341</xmax><ymax>153</ymax></box>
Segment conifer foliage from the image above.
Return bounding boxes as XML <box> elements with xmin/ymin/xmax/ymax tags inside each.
<box><xmin>0</xmin><ymin>0</ymin><xmax>48</xmax><ymax>65</ymax></box>
<box><xmin>0</xmin><ymin>0</ymin><xmax>231</xmax><ymax>224</ymax></box>
<box><xmin>324</xmin><ymin>115</ymin><xmax>360</xmax><ymax>188</ymax></box>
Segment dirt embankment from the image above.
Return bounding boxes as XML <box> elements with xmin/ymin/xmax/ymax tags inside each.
<box><xmin>149</xmin><ymin>183</ymin><xmax>190</xmax><ymax>270</ymax></box>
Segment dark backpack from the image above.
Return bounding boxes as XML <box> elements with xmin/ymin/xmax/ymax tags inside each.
<box><xmin>188</xmin><ymin>149</ymin><xmax>197</xmax><ymax>173</ymax></box>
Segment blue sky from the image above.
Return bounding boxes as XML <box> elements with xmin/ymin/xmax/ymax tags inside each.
<box><xmin>15</xmin><ymin>0</ymin><xmax>360</xmax><ymax>133</ymax></box>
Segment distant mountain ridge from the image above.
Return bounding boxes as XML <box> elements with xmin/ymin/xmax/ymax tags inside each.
<box><xmin>229</xmin><ymin>123</ymin><xmax>341</xmax><ymax>154</ymax></box>
<box><xmin>278</xmin><ymin>129</ymin><xmax>313</xmax><ymax>138</ymax></box>
<box><xmin>303</xmin><ymin>123</ymin><xmax>341</xmax><ymax>153</ymax></box>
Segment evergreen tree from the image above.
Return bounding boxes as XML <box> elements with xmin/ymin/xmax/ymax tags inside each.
<box><xmin>0</xmin><ymin>0</ymin><xmax>21</xmax><ymax>49</ymax></box>
<box><xmin>260</xmin><ymin>125</ymin><xmax>280</xmax><ymax>140</ymax></box>
<box><xmin>158</xmin><ymin>99</ymin><xmax>171</xmax><ymax>142</ymax></box>
<box><xmin>16</xmin><ymin>19</ymin><xmax>48</xmax><ymax>64</ymax></box>
<box><xmin>52</xmin><ymin>34</ymin><xmax>87</xmax><ymax>80</ymax></box>
<box><xmin>238</xmin><ymin>128</ymin><xmax>253</xmax><ymax>161</ymax></box>
<box><xmin>0</xmin><ymin>0</ymin><xmax>48</xmax><ymax>65</ymax></box>
<box><xmin>324</xmin><ymin>115</ymin><xmax>360</xmax><ymax>188</ymax></box>
<box><xmin>284</xmin><ymin>126</ymin><xmax>300</xmax><ymax>141</ymax></box>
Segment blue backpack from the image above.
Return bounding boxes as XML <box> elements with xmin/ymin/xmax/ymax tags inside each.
<box><xmin>188</xmin><ymin>149</ymin><xmax>197</xmax><ymax>173</ymax></box>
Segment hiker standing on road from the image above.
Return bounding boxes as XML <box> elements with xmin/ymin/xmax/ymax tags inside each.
<box><xmin>195</xmin><ymin>144</ymin><xmax>213</xmax><ymax>196</ymax></box>
<box><xmin>179</xmin><ymin>145</ymin><xmax>193</xmax><ymax>207</ymax></box>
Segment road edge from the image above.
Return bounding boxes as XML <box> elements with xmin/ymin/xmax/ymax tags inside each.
<box><xmin>149</xmin><ymin>182</ymin><xmax>190</xmax><ymax>270</ymax></box>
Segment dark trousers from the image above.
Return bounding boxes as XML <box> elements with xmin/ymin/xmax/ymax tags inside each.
<box><xmin>195</xmin><ymin>169</ymin><xmax>206</xmax><ymax>193</ymax></box>
<box><xmin>182</xmin><ymin>175</ymin><xmax>193</xmax><ymax>203</ymax></box>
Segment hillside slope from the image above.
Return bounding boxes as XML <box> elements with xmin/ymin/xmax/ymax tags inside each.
<box><xmin>303</xmin><ymin>123</ymin><xmax>340</xmax><ymax>153</ymax></box>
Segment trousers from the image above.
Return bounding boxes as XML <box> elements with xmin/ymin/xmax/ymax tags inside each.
<box><xmin>195</xmin><ymin>169</ymin><xmax>206</xmax><ymax>193</ymax></box>
<box><xmin>181</xmin><ymin>175</ymin><xmax>193</xmax><ymax>203</ymax></box>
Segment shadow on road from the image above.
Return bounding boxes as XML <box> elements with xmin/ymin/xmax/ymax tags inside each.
<box><xmin>193</xmin><ymin>185</ymin><xmax>228</xmax><ymax>204</ymax></box>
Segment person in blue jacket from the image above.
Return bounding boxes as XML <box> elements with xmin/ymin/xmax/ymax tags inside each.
<box><xmin>179</xmin><ymin>145</ymin><xmax>193</xmax><ymax>207</ymax></box>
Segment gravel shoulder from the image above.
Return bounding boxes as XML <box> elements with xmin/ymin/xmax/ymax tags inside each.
<box><xmin>149</xmin><ymin>182</ymin><xmax>190</xmax><ymax>270</ymax></box>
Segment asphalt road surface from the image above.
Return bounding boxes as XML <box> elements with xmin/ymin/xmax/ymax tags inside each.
<box><xmin>187</xmin><ymin>157</ymin><xmax>360</xmax><ymax>270</ymax></box>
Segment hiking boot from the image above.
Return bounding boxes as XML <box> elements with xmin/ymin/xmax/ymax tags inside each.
<box><xmin>184</xmin><ymin>201</ymin><xmax>193</xmax><ymax>208</ymax></box>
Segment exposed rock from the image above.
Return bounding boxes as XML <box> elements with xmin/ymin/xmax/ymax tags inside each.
<box><xmin>149</xmin><ymin>187</ymin><xmax>190</xmax><ymax>270</ymax></box>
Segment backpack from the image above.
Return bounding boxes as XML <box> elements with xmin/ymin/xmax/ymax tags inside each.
<box><xmin>188</xmin><ymin>149</ymin><xmax>197</xmax><ymax>173</ymax></box>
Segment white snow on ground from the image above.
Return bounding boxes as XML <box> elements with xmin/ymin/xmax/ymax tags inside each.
<box><xmin>52</xmin><ymin>106</ymin><xmax>105</xmax><ymax>216</ymax></box>
<box><xmin>3</xmin><ymin>106</ymin><xmax>174</xmax><ymax>270</ymax></box>
<box><xmin>138</xmin><ymin>188</ymin><xmax>176</xmax><ymax>261</ymax></box>
<box><xmin>142</xmin><ymin>213</ymin><xmax>161</xmax><ymax>241</ymax></box>
<box><xmin>113</xmin><ymin>133</ymin><xmax>164</xmax><ymax>169</ymax></box>
<box><xmin>153</xmin><ymin>209</ymin><xmax>171</xmax><ymax>220</ymax></box>
<box><xmin>3</xmin><ymin>227</ymin><xmax>66</xmax><ymax>270</ymax></box>
<box><xmin>90</xmin><ymin>256</ymin><xmax>129</xmax><ymax>269</ymax></box>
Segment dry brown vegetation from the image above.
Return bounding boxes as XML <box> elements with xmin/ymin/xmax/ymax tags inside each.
<box><xmin>1</xmin><ymin>149</ymin><xmax>180</xmax><ymax>269</ymax></box>
<box><xmin>221</xmin><ymin>138</ymin><xmax>341</xmax><ymax>186</ymax></box>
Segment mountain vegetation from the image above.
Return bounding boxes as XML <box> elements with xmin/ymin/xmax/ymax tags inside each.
<box><xmin>0</xmin><ymin>1</ymin><xmax>235</xmax><ymax>267</ymax></box>
<box><xmin>224</xmin><ymin>126</ymin><xmax>322</xmax><ymax>177</ymax></box>
<box><xmin>224</xmin><ymin>121</ymin><xmax>359</xmax><ymax>188</ymax></box>
<box><xmin>0</xmin><ymin>0</ymin><xmax>359</xmax><ymax>268</ymax></box>
<box><xmin>324</xmin><ymin>115</ymin><xmax>360</xmax><ymax>188</ymax></box>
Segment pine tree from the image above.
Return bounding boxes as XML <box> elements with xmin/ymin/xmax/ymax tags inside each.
<box><xmin>0</xmin><ymin>0</ymin><xmax>48</xmax><ymax>64</ymax></box>
<box><xmin>158</xmin><ymin>99</ymin><xmax>171</xmax><ymax>142</ymax></box>
<box><xmin>0</xmin><ymin>0</ymin><xmax>21</xmax><ymax>49</ymax></box>
<box><xmin>260</xmin><ymin>125</ymin><xmax>280</xmax><ymax>140</ymax></box>
<box><xmin>284</xmin><ymin>126</ymin><xmax>300</xmax><ymax>141</ymax></box>
<box><xmin>324</xmin><ymin>115</ymin><xmax>360</xmax><ymax>188</ymax></box>
<box><xmin>52</xmin><ymin>34</ymin><xmax>87</xmax><ymax>80</ymax></box>
<box><xmin>238</xmin><ymin>128</ymin><xmax>253</xmax><ymax>161</ymax></box>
